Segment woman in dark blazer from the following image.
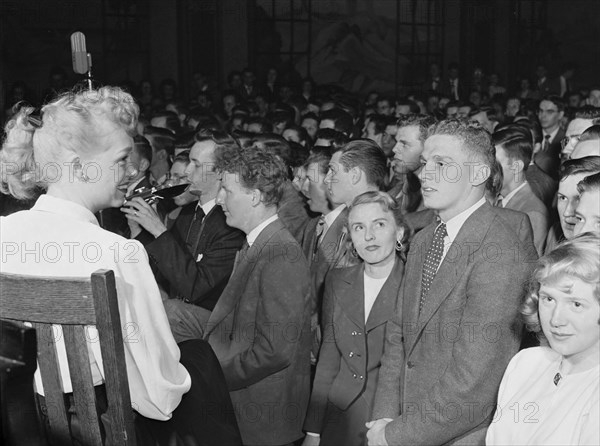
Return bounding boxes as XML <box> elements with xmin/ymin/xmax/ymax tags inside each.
<box><xmin>303</xmin><ymin>191</ymin><xmax>411</xmax><ymax>446</ymax></box>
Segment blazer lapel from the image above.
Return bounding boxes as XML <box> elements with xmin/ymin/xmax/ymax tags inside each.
<box><xmin>318</xmin><ymin>208</ymin><xmax>348</xmax><ymax>264</ymax></box>
<box><xmin>205</xmin><ymin>219</ymin><xmax>285</xmax><ymax>335</ymax></box>
<box><xmin>366</xmin><ymin>258</ymin><xmax>404</xmax><ymax>331</ymax></box>
<box><xmin>414</xmin><ymin>205</ymin><xmax>492</xmax><ymax>336</ymax></box>
<box><xmin>338</xmin><ymin>264</ymin><xmax>366</xmax><ymax>328</ymax></box>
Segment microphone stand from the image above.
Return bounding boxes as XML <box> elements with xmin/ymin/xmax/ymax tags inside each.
<box><xmin>86</xmin><ymin>53</ymin><xmax>93</xmax><ymax>91</ymax></box>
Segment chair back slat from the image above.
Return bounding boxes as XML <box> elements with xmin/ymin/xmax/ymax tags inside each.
<box><xmin>63</xmin><ymin>325</ymin><xmax>103</xmax><ymax>446</ymax></box>
<box><xmin>92</xmin><ymin>272</ymin><xmax>137</xmax><ymax>446</ymax></box>
<box><xmin>34</xmin><ymin>323</ymin><xmax>72</xmax><ymax>446</ymax></box>
<box><xmin>0</xmin><ymin>270</ymin><xmax>137</xmax><ymax>446</ymax></box>
<box><xmin>0</xmin><ymin>273</ymin><xmax>96</xmax><ymax>325</ymax></box>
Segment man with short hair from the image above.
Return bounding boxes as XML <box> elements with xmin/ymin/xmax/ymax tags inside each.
<box><xmin>126</xmin><ymin>133</ymin><xmax>245</xmax><ymax>342</ymax></box>
<box><xmin>536</xmin><ymin>96</ymin><xmax>566</xmax><ymax>179</ymax></box>
<box><xmin>206</xmin><ymin>147</ymin><xmax>312</xmax><ymax>445</ymax></box>
<box><xmin>319</xmin><ymin>108</ymin><xmax>354</xmax><ymax>136</ymax></box>
<box><xmin>494</xmin><ymin>133</ymin><xmax>549</xmax><ymax>254</ymax></box>
<box><xmin>390</xmin><ymin>114</ymin><xmax>437</xmax><ymax>231</ymax></box>
<box><xmin>368</xmin><ymin>119</ymin><xmax>536</xmax><ymax>446</ymax></box>
<box><xmin>376</xmin><ymin>97</ymin><xmax>394</xmax><ymax>116</ymax></box>
<box><xmin>144</xmin><ymin>126</ymin><xmax>176</xmax><ymax>185</ymax></box>
<box><xmin>586</xmin><ymin>86</ymin><xmax>600</xmax><ymax>108</ymax></box>
<box><xmin>573</xmin><ymin>172</ymin><xmax>600</xmax><ymax>235</ymax></box>
<box><xmin>304</xmin><ymin>139</ymin><xmax>388</xmax><ymax>363</ymax></box>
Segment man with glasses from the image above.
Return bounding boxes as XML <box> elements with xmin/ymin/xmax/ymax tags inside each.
<box><xmin>536</xmin><ymin>95</ymin><xmax>566</xmax><ymax>180</ymax></box>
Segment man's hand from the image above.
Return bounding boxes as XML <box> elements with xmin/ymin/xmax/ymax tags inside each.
<box><xmin>366</xmin><ymin>418</ymin><xmax>392</xmax><ymax>446</ymax></box>
<box><xmin>122</xmin><ymin>197</ymin><xmax>167</xmax><ymax>238</ymax></box>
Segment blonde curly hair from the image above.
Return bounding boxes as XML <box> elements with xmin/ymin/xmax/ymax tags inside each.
<box><xmin>1</xmin><ymin>86</ymin><xmax>139</xmax><ymax>199</ymax></box>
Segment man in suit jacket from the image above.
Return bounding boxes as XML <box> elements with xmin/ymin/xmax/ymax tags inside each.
<box><xmin>204</xmin><ymin>146</ymin><xmax>312</xmax><ymax>446</ymax></box>
<box><xmin>536</xmin><ymin>96</ymin><xmax>566</xmax><ymax>180</ymax></box>
<box><xmin>367</xmin><ymin>119</ymin><xmax>537</xmax><ymax>445</ymax></box>
<box><xmin>309</xmin><ymin>139</ymin><xmax>388</xmax><ymax>296</ymax></box>
<box><xmin>494</xmin><ymin>133</ymin><xmax>550</xmax><ymax>254</ymax></box>
<box><xmin>124</xmin><ymin>134</ymin><xmax>245</xmax><ymax>342</ymax></box>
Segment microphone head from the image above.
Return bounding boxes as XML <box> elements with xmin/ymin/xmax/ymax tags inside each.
<box><xmin>70</xmin><ymin>31</ymin><xmax>89</xmax><ymax>74</ymax></box>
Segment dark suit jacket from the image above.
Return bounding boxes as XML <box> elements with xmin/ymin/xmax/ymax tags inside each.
<box><xmin>204</xmin><ymin>219</ymin><xmax>312</xmax><ymax>445</ymax></box>
<box><xmin>504</xmin><ymin>182</ymin><xmax>550</xmax><ymax>255</ymax></box>
<box><xmin>439</xmin><ymin>77</ymin><xmax>465</xmax><ymax>101</ymax></box>
<box><xmin>141</xmin><ymin>202</ymin><xmax>245</xmax><ymax>311</ymax></box>
<box><xmin>372</xmin><ymin>202</ymin><xmax>537</xmax><ymax>445</ymax></box>
<box><xmin>304</xmin><ymin>260</ymin><xmax>404</xmax><ymax>444</ymax></box>
<box><xmin>526</xmin><ymin>162</ymin><xmax>558</xmax><ymax>209</ymax></box>
<box><xmin>301</xmin><ymin>208</ymin><xmax>355</xmax><ymax>317</ymax></box>
<box><xmin>534</xmin><ymin>128</ymin><xmax>564</xmax><ymax>180</ymax></box>
<box><xmin>278</xmin><ymin>181</ymin><xmax>311</xmax><ymax>245</ymax></box>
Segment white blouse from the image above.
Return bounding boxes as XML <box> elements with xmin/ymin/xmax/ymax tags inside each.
<box><xmin>0</xmin><ymin>194</ymin><xmax>191</xmax><ymax>420</ymax></box>
<box><xmin>486</xmin><ymin>347</ymin><xmax>599</xmax><ymax>445</ymax></box>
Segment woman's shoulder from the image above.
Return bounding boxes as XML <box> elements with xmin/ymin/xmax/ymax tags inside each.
<box><xmin>508</xmin><ymin>346</ymin><xmax>558</xmax><ymax>372</ymax></box>
<box><xmin>326</xmin><ymin>263</ymin><xmax>363</xmax><ymax>283</ymax></box>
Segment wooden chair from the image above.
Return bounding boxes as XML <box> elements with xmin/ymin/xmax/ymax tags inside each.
<box><xmin>0</xmin><ymin>270</ymin><xmax>136</xmax><ymax>446</ymax></box>
<box><xmin>1</xmin><ymin>320</ymin><xmax>43</xmax><ymax>446</ymax></box>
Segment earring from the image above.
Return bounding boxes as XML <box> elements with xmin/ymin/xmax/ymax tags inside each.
<box><xmin>351</xmin><ymin>247</ymin><xmax>358</xmax><ymax>258</ymax></box>
<box><xmin>395</xmin><ymin>239</ymin><xmax>403</xmax><ymax>251</ymax></box>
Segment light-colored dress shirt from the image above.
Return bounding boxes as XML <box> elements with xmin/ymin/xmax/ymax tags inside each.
<box><xmin>486</xmin><ymin>347</ymin><xmax>599</xmax><ymax>445</ymax></box>
<box><xmin>0</xmin><ymin>194</ymin><xmax>191</xmax><ymax>420</ymax></box>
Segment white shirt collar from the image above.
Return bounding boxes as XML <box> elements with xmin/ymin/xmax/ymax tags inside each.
<box><xmin>246</xmin><ymin>214</ymin><xmax>279</xmax><ymax>247</ymax></box>
<box><xmin>502</xmin><ymin>181</ymin><xmax>528</xmax><ymax>206</ymax></box>
<box><xmin>32</xmin><ymin>194</ymin><xmax>99</xmax><ymax>226</ymax></box>
<box><xmin>199</xmin><ymin>198</ymin><xmax>216</xmax><ymax>216</ymax></box>
<box><xmin>323</xmin><ymin>204</ymin><xmax>346</xmax><ymax>231</ymax></box>
<box><xmin>441</xmin><ymin>197</ymin><xmax>486</xmax><ymax>244</ymax></box>
<box><xmin>544</xmin><ymin>126</ymin><xmax>560</xmax><ymax>142</ymax></box>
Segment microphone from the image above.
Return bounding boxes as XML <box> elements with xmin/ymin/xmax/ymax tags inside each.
<box><xmin>70</xmin><ymin>32</ymin><xmax>89</xmax><ymax>74</ymax></box>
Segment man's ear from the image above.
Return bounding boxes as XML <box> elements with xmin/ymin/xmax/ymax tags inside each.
<box><xmin>513</xmin><ymin>159</ymin><xmax>525</xmax><ymax>175</ymax></box>
<box><xmin>156</xmin><ymin>149</ymin><xmax>167</xmax><ymax>161</ymax></box>
<box><xmin>250</xmin><ymin>188</ymin><xmax>262</xmax><ymax>207</ymax></box>
<box><xmin>139</xmin><ymin>158</ymin><xmax>150</xmax><ymax>174</ymax></box>
<box><xmin>351</xmin><ymin>166</ymin><xmax>363</xmax><ymax>185</ymax></box>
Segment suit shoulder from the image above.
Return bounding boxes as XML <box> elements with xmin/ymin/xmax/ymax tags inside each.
<box><xmin>326</xmin><ymin>263</ymin><xmax>361</xmax><ymax>284</ymax></box>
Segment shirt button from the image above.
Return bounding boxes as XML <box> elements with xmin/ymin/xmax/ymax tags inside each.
<box><xmin>353</xmin><ymin>373</ymin><xmax>357</xmax><ymax>379</ymax></box>
<box><xmin>359</xmin><ymin>375</ymin><xmax>364</xmax><ymax>380</ymax></box>
<box><xmin>351</xmin><ymin>331</ymin><xmax>357</xmax><ymax>336</ymax></box>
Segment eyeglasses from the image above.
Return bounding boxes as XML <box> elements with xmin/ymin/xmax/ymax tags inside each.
<box><xmin>561</xmin><ymin>134</ymin><xmax>581</xmax><ymax>149</ymax></box>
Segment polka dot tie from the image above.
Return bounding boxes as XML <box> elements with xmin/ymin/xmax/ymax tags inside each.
<box><xmin>419</xmin><ymin>223</ymin><xmax>447</xmax><ymax>314</ymax></box>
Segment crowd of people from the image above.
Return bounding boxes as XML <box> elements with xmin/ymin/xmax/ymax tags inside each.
<box><xmin>0</xmin><ymin>60</ymin><xmax>599</xmax><ymax>446</ymax></box>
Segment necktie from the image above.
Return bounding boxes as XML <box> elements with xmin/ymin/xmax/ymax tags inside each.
<box><xmin>313</xmin><ymin>216</ymin><xmax>327</xmax><ymax>258</ymax></box>
<box><xmin>419</xmin><ymin>223</ymin><xmax>448</xmax><ymax>314</ymax></box>
<box><xmin>185</xmin><ymin>205</ymin><xmax>205</xmax><ymax>255</ymax></box>
<box><xmin>232</xmin><ymin>241</ymin><xmax>250</xmax><ymax>275</ymax></box>
<box><xmin>542</xmin><ymin>134</ymin><xmax>551</xmax><ymax>152</ymax></box>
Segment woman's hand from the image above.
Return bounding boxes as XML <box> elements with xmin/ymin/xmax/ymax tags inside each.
<box><xmin>122</xmin><ymin>197</ymin><xmax>167</xmax><ymax>238</ymax></box>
